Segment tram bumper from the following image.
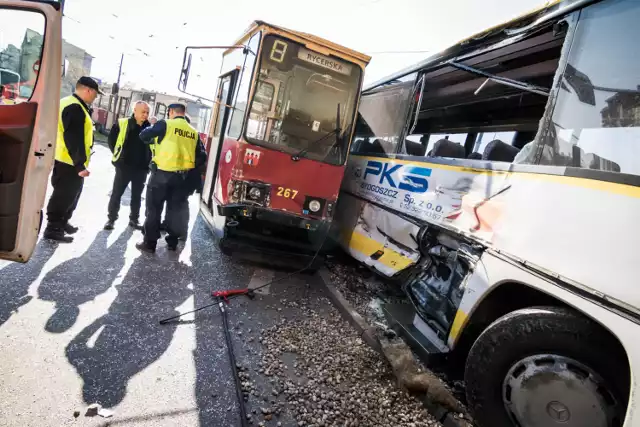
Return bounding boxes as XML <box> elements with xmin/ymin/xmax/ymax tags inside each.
<box><xmin>217</xmin><ymin>204</ymin><xmax>329</xmax><ymax>270</ymax></box>
<box><xmin>217</xmin><ymin>204</ymin><xmax>323</xmax><ymax>231</ymax></box>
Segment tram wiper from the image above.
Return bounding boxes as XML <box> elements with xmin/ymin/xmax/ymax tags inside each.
<box><xmin>292</xmin><ymin>103</ymin><xmax>342</xmax><ymax>162</ymax></box>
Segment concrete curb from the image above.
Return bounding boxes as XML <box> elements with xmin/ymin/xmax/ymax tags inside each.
<box><xmin>317</xmin><ymin>267</ymin><xmax>472</xmax><ymax>427</ymax></box>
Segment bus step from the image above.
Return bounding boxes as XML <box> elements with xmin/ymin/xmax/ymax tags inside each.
<box><xmin>382</xmin><ymin>303</ymin><xmax>448</xmax><ymax>361</ymax></box>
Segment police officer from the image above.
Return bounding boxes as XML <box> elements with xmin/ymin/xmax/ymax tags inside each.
<box><xmin>104</xmin><ymin>101</ymin><xmax>152</xmax><ymax>230</ymax></box>
<box><xmin>44</xmin><ymin>76</ymin><xmax>101</xmax><ymax>243</ymax></box>
<box><xmin>137</xmin><ymin>103</ymin><xmax>206</xmax><ymax>253</ymax></box>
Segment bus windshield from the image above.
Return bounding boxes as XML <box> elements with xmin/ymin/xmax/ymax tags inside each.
<box><xmin>245</xmin><ymin>34</ymin><xmax>362</xmax><ymax>165</ymax></box>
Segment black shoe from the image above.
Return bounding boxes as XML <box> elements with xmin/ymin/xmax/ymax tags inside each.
<box><xmin>104</xmin><ymin>220</ymin><xmax>115</xmax><ymax>230</ymax></box>
<box><xmin>64</xmin><ymin>223</ymin><xmax>79</xmax><ymax>235</ymax></box>
<box><xmin>128</xmin><ymin>220</ymin><xmax>143</xmax><ymax>231</ymax></box>
<box><xmin>135</xmin><ymin>241</ymin><xmax>156</xmax><ymax>253</ymax></box>
<box><xmin>44</xmin><ymin>229</ymin><xmax>74</xmax><ymax>243</ymax></box>
<box><xmin>165</xmin><ymin>235</ymin><xmax>179</xmax><ymax>251</ymax></box>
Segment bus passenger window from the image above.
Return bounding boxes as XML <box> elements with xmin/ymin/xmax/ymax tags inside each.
<box><xmin>424</xmin><ymin>134</ymin><xmax>466</xmax><ymax>158</ymax></box>
<box><xmin>404</xmin><ymin>135</ymin><xmax>428</xmax><ymax>156</ymax></box>
<box><xmin>351</xmin><ymin>76</ymin><xmax>416</xmax><ymax>156</ymax></box>
<box><xmin>531</xmin><ymin>0</ymin><xmax>640</xmax><ymax>175</ymax></box>
<box><xmin>474</xmin><ymin>131</ymin><xmax>515</xmax><ymax>155</ymax></box>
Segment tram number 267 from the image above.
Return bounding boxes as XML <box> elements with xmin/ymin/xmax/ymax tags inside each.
<box><xmin>277</xmin><ymin>187</ymin><xmax>298</xmax><ymax>199</ymax></box>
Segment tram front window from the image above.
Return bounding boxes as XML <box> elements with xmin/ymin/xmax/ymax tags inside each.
<box><xmin>245</xmin><ymin>35</ymin><xmax>361</xmax><ymax>165</ymax></box>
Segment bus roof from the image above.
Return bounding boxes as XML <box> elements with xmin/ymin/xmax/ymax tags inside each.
<box><xmin>231</xmin><ymin>20</ymin><xmax>371</xmax><ymax>65</ymax></box>
<box><xmin>363</xmin><ymin>0</ymin><xmax>597</xmax><ymax>92</ymax></box>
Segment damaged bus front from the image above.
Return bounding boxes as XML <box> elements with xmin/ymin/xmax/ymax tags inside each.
<box><xmin>336</xmin><ymin>1</ymin><xmax>640</xmax><ymax>426</ymax></box>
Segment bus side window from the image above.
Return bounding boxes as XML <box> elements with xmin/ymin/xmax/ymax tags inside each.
<box><xmin>403</xmin><ymin>134</ymin><xmax>428</xmax><ymax>156</ymax></box>
<box><xmin>351</xmin><ymin>76</ymin><xmax>416</xmax><ymax>156</ymax></box>
<box><xmin>474</xmin><ymin>132</ymin><xmax>519</xmax><ymax>162</ymax></box>
<box><xmin>531</xmin><ymin>0</ymin><xmax>640</xmax><ymax>175</ymax></box>
<box><xmin>424</xmin><ymin>134</ymin><xmax>466</xmax><ymax>159</ymax></box>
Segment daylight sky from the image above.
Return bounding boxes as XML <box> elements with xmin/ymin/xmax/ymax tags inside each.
<box><xmin>59</xmin><ymin>0</ymin><xmax>546</xmax><ymax>98</ymax></box>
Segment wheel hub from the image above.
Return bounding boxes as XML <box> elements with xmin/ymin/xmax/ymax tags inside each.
<box><xmin>502</xmin><ymin>354</ymin><xmax>620</xmax><ymax>427</ymax></box>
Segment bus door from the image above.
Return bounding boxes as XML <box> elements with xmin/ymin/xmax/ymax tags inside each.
<box><xmin>202</xmin><ymin>70</ymin><xmax>238</xmax><ymax>212</ymax></box>
<box><xmin>0</xmin><ymin>0</ymin><xmax>63</xmax><ymax>263</ymax></box>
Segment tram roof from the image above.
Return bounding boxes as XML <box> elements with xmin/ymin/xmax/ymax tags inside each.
<box><xmin>363</xmin><ymin>0</ymin><xmax>600</xmax><ymax>92</ymax></box>
<box><xmin>231</xmin><ymin>20</ymin><xmax>371</xmax><ymax>65</ymax></box>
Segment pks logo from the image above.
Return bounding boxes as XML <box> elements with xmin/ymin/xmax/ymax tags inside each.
<box><xmin>363</xmin><ymin>160</ymin><xmax>431</xmax><ymax>193</ymax></box>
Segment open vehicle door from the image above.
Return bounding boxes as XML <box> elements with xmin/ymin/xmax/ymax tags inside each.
<box><xmin>0</xmin><ymin>0</ymin><xmax>63</xmax><ymax>262</ymax></box>
<box><xmin>177</xmin><ymin>44</ymin><xmax>248</xmax><ymax>210</ymax></box>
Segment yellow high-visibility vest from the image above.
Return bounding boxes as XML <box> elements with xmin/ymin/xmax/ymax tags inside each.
<box><xmin>112</xmin><ymin>118</ymin><xmax>129</xmax><ymax>162</ymax></box>
<box><xmin>56</xmin><ymin>95</ymin><xmax>93</xmax><ymax>167</ymax></box>
<box><xmin>150</xmin><ymin>137</ymin><xmax>158</xmax><ymax>157</ymax></box>
<box><xmin>154</xmin><ymin>118</ymin><xmax>197</xmax><ymax>172</ymax></box>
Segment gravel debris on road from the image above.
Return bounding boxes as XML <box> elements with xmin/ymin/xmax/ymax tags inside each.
<box><xmin>252</xmin><ymin>301</ymin><xmax>442</xmax><ymax>427</ymax></box>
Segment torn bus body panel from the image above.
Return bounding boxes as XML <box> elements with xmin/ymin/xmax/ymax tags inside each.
<box><xmin>405</xmin><ymin>229</ymin><xmax>483</xmax><ymax>341</ymax></box>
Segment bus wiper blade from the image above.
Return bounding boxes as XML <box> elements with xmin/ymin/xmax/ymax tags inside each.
<box><xmin>292</xmin><ymin>104</ymin><xmax>342</xmax><ymax>162</ymax></box>
<box><xmin>448</xmin><ymin>61</ymin><xmax>550</xmax><ymax>97</ymax></box>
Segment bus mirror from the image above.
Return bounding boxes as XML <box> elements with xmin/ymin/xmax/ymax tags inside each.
<box><xmin>178</xmin><ymin>51</ymin><xmax>193</xmax><ymax>93</ymax></box>
<box><xmin>563</xmin><ymin>64</ymin><xmax>596</xmax><ymax>106</ymax></box>
<box><xmin>112</xmin><ymin>83</ymin><xmax>119</xmax><ymax>95</ymax></box>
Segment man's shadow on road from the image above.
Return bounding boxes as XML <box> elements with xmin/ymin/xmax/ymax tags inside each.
<box><xmin>38</xmin><ymin>229</ymin><xmax>134</xmax><ymax>333</ymax></box>
<box><xmin>0</xmin><ymin>241</ymin><xmax>58</xmax><ymax>328</ymax></box>
<box><xmin>64</xmin><ymin>240</ymin><xmax>193</xmax><ymax>408</ymax></box>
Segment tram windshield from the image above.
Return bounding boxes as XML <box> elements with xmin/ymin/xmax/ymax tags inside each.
<box><xmin>245</xmin><ymin>34</ymin><xmax>362</xmax><ymax>165</ymax></box>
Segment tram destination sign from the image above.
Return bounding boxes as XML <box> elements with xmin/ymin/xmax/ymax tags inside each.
<box><xmin>298</xmin><ymin>48</ymin><xmax>352</xmax><ymax>76</ymax></box>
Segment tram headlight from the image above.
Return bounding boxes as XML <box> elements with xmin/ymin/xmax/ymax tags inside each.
<box><xmin>248</xmin><ymin>187</ymin><xmax>262</xmax><ymax>200</ymax></box>
<box><xmin>308</xmin><ymin>200</ymin><xmax>322</xmax><ymax>213</ymax></box>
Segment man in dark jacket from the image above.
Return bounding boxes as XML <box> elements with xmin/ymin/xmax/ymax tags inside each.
<box><xmin>44</xmin><ymin>76</ymin><xmax>100</xmax><ymax>243</ymax></box>
<box><xmin>104</xmin><ymin>101</ymin><xmax>151</xmax><ymax>230</ymax></box>
<box><xmin>137</xmin><ymin>104</ymin><xmax>207</xmax><ymax>252</ymax></box>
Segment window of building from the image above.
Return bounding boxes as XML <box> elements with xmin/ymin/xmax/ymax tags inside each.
<box><xmin>527</xmin><ymin>0</ymin><xmax>640</xmax><ymax>175</ymax></box>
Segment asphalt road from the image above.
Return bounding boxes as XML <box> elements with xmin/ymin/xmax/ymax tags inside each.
<box><xmin>0</xmin><ymin>142</ymin><xmax>333</xmax><ymax>427</ymax></box>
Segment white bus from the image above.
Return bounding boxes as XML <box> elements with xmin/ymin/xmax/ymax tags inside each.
<box><xmin>336</xmin><ymin>0</ymin><xmax>640</xmax><ymax>426</ymax></box>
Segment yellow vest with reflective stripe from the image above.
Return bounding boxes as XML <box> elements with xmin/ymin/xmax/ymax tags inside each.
<box><xmin>112</xmin><ymin>118</ymin><xmax>129</xmax><ymax>162</ymax></box>
<box><xmin>154</xmin><ymin>118</ymin><xmax>197</xmax><ymax>172</ymax></box>
<box><xmin>56</xmin><ymin>95</ymin><xmax>93</xmax><ymax>167</ymax></box>
<box><xmin>149</xmin><ymin>137</ymin><xmax>158</xmax><ymax>157</ymax></box>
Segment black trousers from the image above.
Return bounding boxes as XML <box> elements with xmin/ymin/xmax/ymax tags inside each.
<box><xmin>143</xmin><ymin>170</ymin><xmax>189</xmax><ymax>248</ymax></box>
<box><xmin>107</xmin><ymin>166</ymin><xmax>148</xmax><ymax>222</ymax></box>
<box><xmin>46</xmin><ymin>161</ymin><xmax>84</xmax><ymax>230</ymax></box>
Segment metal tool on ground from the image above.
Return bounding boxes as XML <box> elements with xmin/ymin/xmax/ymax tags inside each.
<box><xmin>157</xmin><ymin>226</ymin><xmax>329</xmax><ymax>427</ymax></box>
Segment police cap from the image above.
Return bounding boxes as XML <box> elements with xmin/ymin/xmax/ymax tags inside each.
<box><xmin>77</xmin><ymin>76</ymin><xmax>104</xmax><ymax>94</ymax></box>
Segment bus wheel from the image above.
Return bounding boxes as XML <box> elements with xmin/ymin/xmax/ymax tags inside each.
<box><xmin>465</xmin><ymin>306</ymin><xmax>628</xmax><ymax>427</ymax></box>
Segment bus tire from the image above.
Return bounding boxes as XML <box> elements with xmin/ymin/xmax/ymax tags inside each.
<box><xmin>465</xmin><ymin>306</ymin><xmax>628</xmax><ymax>427</ymax></box>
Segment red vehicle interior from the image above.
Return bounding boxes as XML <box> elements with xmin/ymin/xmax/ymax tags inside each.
<box><xmin>0</xmin><ymin>102</ymin><xmax>38</xmax><ymax>251</ymax></box>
